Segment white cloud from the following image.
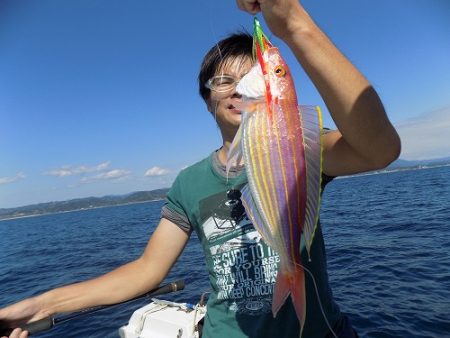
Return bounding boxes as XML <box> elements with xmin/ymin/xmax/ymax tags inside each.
<box><xmin>80</xmin><ymin>169</ymin><xmax>131</xmax><ymax>183</ymax></box>
<box><xmin>145</xmin><ymin>166</ymin><xmax>170</xmax><ymax>177</ymax></box>
<box><xmin>43</xmin><ymin>161</ymin><xmax>132</xmax><ymax>185</ymax></box>
<box><xmin>396</xmin><ymin>106</ymin><xmax>450</xmax><ymax>160</ymax></box>
<box><xmin>0</xmin><ymin>172</ymin><xmax>25</xmax><ymax>185</ymax></box>
<box><xmin>95</xmin><ymin>162</ymin><xmax>110</xmax><ymax>171</ymax></box>
<box><xmin>95</xmin><ymin>169</ymin><xmax>130</xmax><ymax>180</ymax></box>
<box><xmin>45</xmin><ymin>161</ymin><xmax>111</xmax><ymax>177</ymax></box>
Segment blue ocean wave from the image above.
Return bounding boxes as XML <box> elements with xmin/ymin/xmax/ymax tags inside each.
<box><xmin>1</xmin><ymin>167</ymin><xmax>449</xmax><ymax>337</ymax></box>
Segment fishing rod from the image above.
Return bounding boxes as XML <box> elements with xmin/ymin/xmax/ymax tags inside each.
<box><xmin>0</xmin><ymin>280</ymin><xmax>185</xmax><ymax>336</ymax></box>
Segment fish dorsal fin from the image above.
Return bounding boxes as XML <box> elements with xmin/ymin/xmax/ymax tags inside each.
<box><xmin>298</xmin><ymin>105</ymin><xmax>323</xmax><ymax>257</ymax></box>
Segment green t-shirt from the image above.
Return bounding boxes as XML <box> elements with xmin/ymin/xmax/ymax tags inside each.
<box><xmin>164</xmin><ymin>151</ymin><xmax>341</xmax><ymax>337</ymax></box>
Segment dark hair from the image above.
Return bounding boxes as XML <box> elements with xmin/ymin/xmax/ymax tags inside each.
<box><xmin>198</xmin><ymin>32</ymin><xmax>253</xmax><ymax>102</ymax></box>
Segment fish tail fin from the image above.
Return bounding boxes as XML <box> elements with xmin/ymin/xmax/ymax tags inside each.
<box><xmin>291</xmin><ymin>264</ymin><xmax>307</xmax><ymax>336</ymax></box>
<box><xmin>272</xmin><ymin>265</ymin><xmax>306</xmax><ymax>335</ymax></box>
<box><xmin>272</xmin><ymin>269</ymin><xmax>291</xmax><ymax>317</ymax></box>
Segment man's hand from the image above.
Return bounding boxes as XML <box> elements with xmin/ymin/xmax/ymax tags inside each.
<box><xmin>236</xmin><ymin>0</ymin><xmax>308</xmax><ymax>42</ymax></box>
<box><xmin>0</xmin><ymin>297</ymin><xmax>46</xmax><ymax>338</ymax></box>
<box><xmin>1</xmin><ymin>328</ymin><xmax>28</xmax><ymax>338</ymax></box>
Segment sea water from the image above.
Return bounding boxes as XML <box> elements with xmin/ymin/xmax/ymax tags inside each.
<box><xmin>1</xmin><ymin>166</ymin><xmax>449</xmax><ymax>337</ymax></box>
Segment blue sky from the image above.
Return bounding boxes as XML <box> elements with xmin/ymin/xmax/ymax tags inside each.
<box><xmin>1</xmin><ymin>0</ymin><xmax>449</xmax><ymax>208</ymax></box>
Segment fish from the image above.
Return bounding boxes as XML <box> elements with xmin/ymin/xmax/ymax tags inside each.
<box><xmin>227</xmin><ymin>17</ymin><xmax>323</xmax><ymax>334</ymax></box>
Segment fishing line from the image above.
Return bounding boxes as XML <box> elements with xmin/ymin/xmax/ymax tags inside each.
<box><xmin>293</xmin><ymin>261</ymin><xmax>339</xmax><ymax>338</ymax></box>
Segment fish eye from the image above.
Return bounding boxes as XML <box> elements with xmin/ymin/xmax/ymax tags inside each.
<box><xmin>274</xmin><ymin>65</ymin><xmax>286</xmax><ymax>77</ymax></box>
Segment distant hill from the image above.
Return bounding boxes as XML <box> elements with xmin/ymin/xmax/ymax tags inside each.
<box><xmin>0</xmin><ymin>189</ymin><xmax>169</xmax><ymax>221</ymax></box>
<box><xmin>387</xmin><ymin>157</ymin><xmax>450</xmax><ymax>170</ymax></box>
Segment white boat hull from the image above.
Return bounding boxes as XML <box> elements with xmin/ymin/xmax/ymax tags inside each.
<box><xmin>119</xmin><ymin>299</ymin><xmax>206</xmax><ymax>338</ymax></box>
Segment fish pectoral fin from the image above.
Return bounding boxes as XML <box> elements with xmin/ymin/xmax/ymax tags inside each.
<box><xmin>226</xmin><ymin>116</ymin><xmax>245</xmax><ymax>178</ymax></box>
<box><xmin>241</xmin><ymin>185</ymin><xmax>275</xmax><ymax>248</ymax></box>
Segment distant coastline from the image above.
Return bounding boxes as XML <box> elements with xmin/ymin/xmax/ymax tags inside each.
<box><xmin>338</xmin><ymin>162</ymin><xmax>450</xmax><ymax>179</ymax></box>
<box><xmin>0</xmin><ymin>199</ymin><xmax>165</xmax><ymax>222</ymax></box>
<box><xmin>0</xmin><ymin>189</ymin><xmax>169</xmax><ymax>221</ymax></box>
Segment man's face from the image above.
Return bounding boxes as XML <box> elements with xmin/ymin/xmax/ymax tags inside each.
<box><xmin>207</xmin><ymin>56</ymin><xmax>253</xmax><ymax>134</ymax></box>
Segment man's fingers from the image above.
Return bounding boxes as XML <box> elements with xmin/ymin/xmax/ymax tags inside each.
<box><xmin>1</xmin><ymin>328</ymin><xmax>28</xmax><ymax>338</ymax></box>
<box><xmin>8</xmin><ymin>328</ymin><xmax>22</xmax><ymax>338</ymax></box>
<box><xmin>236</xmin><ymin>0</ymin><xmax>261</xmax><ymax>15</ymax></box>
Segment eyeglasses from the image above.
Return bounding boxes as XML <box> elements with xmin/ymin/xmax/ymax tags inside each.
<box><xmin>205</xmin><ymin>75</ymin><xmax>240</xmax><ymax>93</ymax></box>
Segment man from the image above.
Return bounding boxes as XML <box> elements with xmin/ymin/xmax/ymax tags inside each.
<box><xmin>0</xmin><ymin>1</ymin><xmax>400</xmax><ymax>337</ymax></box>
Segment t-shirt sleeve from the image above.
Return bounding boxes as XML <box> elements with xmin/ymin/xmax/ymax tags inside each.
<box><xmin>160</xmin><ymin>173</ymin><xmax>193</xmax><ymax>235</ymax></box>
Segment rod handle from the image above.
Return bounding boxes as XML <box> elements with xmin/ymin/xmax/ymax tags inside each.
<box><xmin>0</xmin><ymin>317</ymin><xmax>53</xmax><ymax>337</ymax></box>
<box><xmin>145</xmin><ymin>280</ymin><xmax>185</xmax><ymax>297</ymax></box>
<box><xmin>22</xmin><ymin>317</ymin><xmax>54</xmax><ymax>335</ymax></box>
